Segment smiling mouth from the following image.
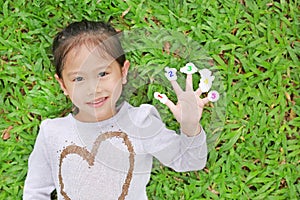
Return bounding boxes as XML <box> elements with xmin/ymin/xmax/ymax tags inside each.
<box><xmin>87</xmin><ymin>97</ymin><xmax>108</xmax><ymax>108</ymax></box>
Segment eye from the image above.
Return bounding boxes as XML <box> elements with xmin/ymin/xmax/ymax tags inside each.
<box><xmin>98</xmin><ymin>72</ymin><xmax>108</xmax><ymax>77</ymax></box>
<box><xmin>73</xmin><ymin>77</ymin><xmax>83</xmax><ymax>82</ymax></box>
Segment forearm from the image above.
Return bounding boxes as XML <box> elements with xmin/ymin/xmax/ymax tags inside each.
<box><xmin>149</xmin><ymin>128</ymin><xmax>208</xmax><ymax>172</ymax></box>
<box><xmin>171</xmin><ymin>128</ymin><xmax>207</xmax><ymax>172</ymax></box>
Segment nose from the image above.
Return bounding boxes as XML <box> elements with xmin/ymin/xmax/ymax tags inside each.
<box><xmin>87</xmin><ymin>78</ymin><xmax>102</xmax><ymax>96</ymax></box>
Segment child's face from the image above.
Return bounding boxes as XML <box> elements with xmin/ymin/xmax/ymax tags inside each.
<box><xmin>55</xmin><ymin>45</ymin><xmax>130</xmax><ymax>122</ymax></box>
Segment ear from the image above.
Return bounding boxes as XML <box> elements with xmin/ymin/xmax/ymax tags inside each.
<box><xmin>55</xmin><ymin>74</ymin><xmax>69</xmax><ymax>96</ymax></box>
<box><xmin>121</xmin><ymin>60</ymin><xmax>130</xmax><ymax>84</ymax></box>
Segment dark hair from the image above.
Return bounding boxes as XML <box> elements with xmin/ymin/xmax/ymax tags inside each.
<box><xmin>52</xmin><ymin>20</ymin><xmax>125</xmax><ymax>78</ymax></box>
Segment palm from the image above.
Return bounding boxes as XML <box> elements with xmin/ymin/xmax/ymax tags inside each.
<box><xmin>165</xmin><ymin>74</ymin><xmax>209</xmax><ymax>136</ymax></box>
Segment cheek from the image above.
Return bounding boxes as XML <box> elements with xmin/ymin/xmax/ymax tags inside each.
<box><xmin>68</xmin><ymin>84</ymin><xmax>87</xmax><ymax>101</ymax></box>
<box><xmin>110</xmin><ymin>79</ymin><xmax>123</xmax><ymax>98</ymax></box>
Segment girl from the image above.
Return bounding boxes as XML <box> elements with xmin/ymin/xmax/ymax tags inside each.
<box><xmin>23</xmin><ymin>20</ymin><xmax>209</xmax><ymax>200</ymax></box>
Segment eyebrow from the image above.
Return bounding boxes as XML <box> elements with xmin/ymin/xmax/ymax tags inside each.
<box><xmin>66</xmin><ymin>71</ymin><xmax>82</xmax><ymax>77</ymax></box>
<box><xmin>66</xmin><ymin>65</ymin><xmax>112</xmax><ymax>77</ymax></box>
<box><xmin>93</xmin><ymin>64</ymin><xmax>112</xmax><ymax>72</ymax></box>
<box><xmin>99</xmin><ymin>65</ymin><xmax>112</xmax><ymax>71</ymax></box>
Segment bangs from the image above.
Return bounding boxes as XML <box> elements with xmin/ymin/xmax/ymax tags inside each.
<box><xmin>54</xmin><ymin>32</ymin><xmax>125</xmax><ymax>77</ymax></box>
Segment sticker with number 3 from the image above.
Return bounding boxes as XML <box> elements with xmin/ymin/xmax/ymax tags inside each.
<box><xmin>180</xmin><ymin>62</ymin><xmax>198</xmax><ymax>74</ymax></box>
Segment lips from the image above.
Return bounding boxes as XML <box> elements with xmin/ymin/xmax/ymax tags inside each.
<box><xmin>87</xmin><ymin>97</ymin><xmax>108</xmax><ymax>108</ymax></box>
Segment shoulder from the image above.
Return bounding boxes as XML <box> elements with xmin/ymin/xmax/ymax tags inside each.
<box><xmin>127</xmin><ymin>103</ymin><xmax>161</xmax><ymax>118</ymax></box>
<box><xmin>38</xmin><ymin>114</ymin><xmax>73</xmax><ymax>138</ymax></box>
<box><xmin>40</xmin><ymin>114</ymin><xmax>72</xmax><ymax>129</ymax></box>
<box><xmin>118</xmin><ymin>103</ymin><xmax>164</xmax><ymax>135</ymax></box>
<box><xmin>32</xmin><ymin>114</ymin><xmax>74</xmax><ymax>150</ymax></box>
<box><xmin>125</xmin><ymin>103</ymin><xmax>162</xmax><ymax>124</ymax></box>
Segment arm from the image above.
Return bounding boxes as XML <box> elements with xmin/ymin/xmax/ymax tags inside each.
<box><xmin>142</xmin><ymin>105</ymin><xmax>207</xmax><ymax>172</ymax></box>
<box><xmin>149</xmin><ymin>64</ymin><xmax>219</xmax><ymax>171</ymax></box>
<box><xmin>23</xmin><ymin>122</ymin><xmax>55</xmax><ymax>200</ymax></box>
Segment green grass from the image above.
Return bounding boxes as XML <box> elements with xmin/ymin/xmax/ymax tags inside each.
<box><xmin>0</xmin><ymin>0</ymin><xmax>299</xmax><ymax>199</ymax></box>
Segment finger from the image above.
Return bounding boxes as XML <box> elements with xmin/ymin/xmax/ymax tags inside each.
<box><xmin>170</xmin><ymin>80</ymin><xmax>183</xmax><ymax>96</ymax></box>
<box><xmin>185</xmin><ymin>74</ymin><xmax>193</xmax><ymax>91</ymax></box>
<box><xmin>165</xmin><ymin>99</ymin><xmax>177</xmax><ymax>114</ymax></box>
<box><xmin>153</xmin><ymin>92</ymin><xmax>177</xmax><ymax>114</ymax></box>
<box><xmin>201</xmin><ymin>97</ymin><xmax>210</xmax><ymax>105</ymax></box>
<box><xmin>195</xmin><ymin>88</ymin><xmax>202</xmax><ymax>96</ymax></box>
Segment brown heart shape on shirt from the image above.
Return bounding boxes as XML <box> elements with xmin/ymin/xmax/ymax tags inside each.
<box><xmin>58</xmin><ymin>132</ymin><xmax>135</xmax><ymax>200</ymax></box>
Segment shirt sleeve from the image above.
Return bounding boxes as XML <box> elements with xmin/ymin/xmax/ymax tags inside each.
<box><xmin>23</xmin><ymin>121</ymin><xmax>55</xmax><ymax>200</ymax></box>
<box><xmin>140</xmin><ymin>105</ymin><xmax>208</xmax><ymax>172</ymax></box>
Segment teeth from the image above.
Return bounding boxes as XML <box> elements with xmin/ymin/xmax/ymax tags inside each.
<box><xmin>91</xmin><ymin>97</ymin><xmax>105</xmax><ymax>104</ymax></box>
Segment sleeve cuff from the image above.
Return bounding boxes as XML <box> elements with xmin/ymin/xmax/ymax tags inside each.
<box><xmin>180</xmin><ymin>127</ymin><xmax>206</xmax><ymax>149</ymax></box>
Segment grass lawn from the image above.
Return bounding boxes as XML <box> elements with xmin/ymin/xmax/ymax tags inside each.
<box><xmin>0</xmin><ymin>0</ymin><xmax>299</xmax><ymax>199</ymax></box>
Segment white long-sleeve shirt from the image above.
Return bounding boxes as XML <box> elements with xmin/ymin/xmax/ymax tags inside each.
<box><xmin>23</xmin><ymin>102</ymin><xmax>207</xmax><ymax>200</ymax></box>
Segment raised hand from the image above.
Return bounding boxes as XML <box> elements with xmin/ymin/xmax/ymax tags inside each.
<box><xmin>154</xmin><ymin>64</ymin><xmax>219</xmax><ymax>137</ymax></box>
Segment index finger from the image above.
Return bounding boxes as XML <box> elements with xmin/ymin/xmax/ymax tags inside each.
<box><xmin>170</xmin><ymin>80</ymin><xmax>183</xmax><ymax>96</ymax></box>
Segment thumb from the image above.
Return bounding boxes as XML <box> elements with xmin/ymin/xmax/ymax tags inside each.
<box><xmin>165</xmin><ymin>99</ymin><xmax>177</xmax><ymax>115</ymax></box>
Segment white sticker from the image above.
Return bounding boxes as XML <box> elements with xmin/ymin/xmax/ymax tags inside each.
<box><xmin>164</xmin><ymin>67</ymin><xmax>177</xmax><ymax>81</ymax></box>
<box><xmin>199</xmin><ymin>68</ymin><xmax>215</xmax><ymax>92</ymax></box>
<box><xmin>154</xmin><ymin>92</ymin><xmax>168</xmax><ymax>104</ymax></box>
<box><xmin>207</xmin><ymin>90</ymin><xmax>220</xmax><ymax>102</ymax></box>
<box><xmin>180</xmin><ymin>62</ymin><xmax>198</xmax><ymax>74</ymax></box>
